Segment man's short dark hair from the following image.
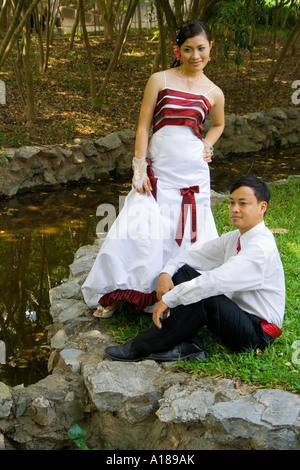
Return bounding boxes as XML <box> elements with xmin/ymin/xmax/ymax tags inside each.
<box><xmin>230</xmin><ymin>176</ymin><xmax>271</xmax><ymax>204</ymax></box>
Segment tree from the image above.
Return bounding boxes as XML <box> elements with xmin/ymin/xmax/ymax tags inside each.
<box><xmin>0</xmin><ymin>0</ymin><xmax>41</xmax><ymax>68</ymax></box>
<box><xmin>96</xmin><ymin>0</ymin><xmax>139</xmax><ymax>99</ymax></box>
<box><xmin>78</xmin><ymin>0</ymin><xmax>96</xmax><ymax>99</ymax></box>
<box><xmin>266</xmin><ymin>17</ymin><xmax>300</xmax><ymax>85</ymax></box>
<box><xmin>22</xmin><ymin>0</ymin><xmax>35</xmax><ymax>123</ymax></box>
<box><xmin>96</xmin><ymin>0</ymin><xmax>121</xmax><ymax>40</ymax></box>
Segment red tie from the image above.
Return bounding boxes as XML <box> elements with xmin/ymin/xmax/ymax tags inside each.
<box><xmin>175</xmin><ymin>186</ymin><xmax>199</xmax><ymax>246</ymax></box>
<box><xmin>236</xmin><ymin>237</ymin><xmax>241</xmax><ymax>254</ymax></box>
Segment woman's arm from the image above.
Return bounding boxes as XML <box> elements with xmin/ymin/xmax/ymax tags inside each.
<box><xmin>132</xmin><ymin>72</ymin><xmax>164</xmax><ymax>195</ymax></box>
<box><xmin>135</xmin><ymin>72</ymin><xmax>163</xmax><ymax>158</ymax></box>
<box><xmin>202</xmin><ymin>88</ymin><xmax>225</xmax><ymax>162</ymax></box>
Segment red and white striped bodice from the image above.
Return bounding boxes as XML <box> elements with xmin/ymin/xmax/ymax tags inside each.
<box><xmin>153</xmin><ymin>86</ymin><xmax>215</xmax><ymax>139</ymax></box>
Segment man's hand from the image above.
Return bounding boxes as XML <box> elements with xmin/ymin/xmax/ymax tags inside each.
<box><xmin>157</xmin><ymin>273</ymin><xmax>174</xmax><ymax>300</ymax></box>
<box><xmin>153</xmin><ymin>299</ymin><xmax>169</xmax><ymax>329</ymax></box>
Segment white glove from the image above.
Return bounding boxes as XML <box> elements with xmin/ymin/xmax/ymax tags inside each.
<box><xmin>203</xmin><ymin>138</ymin><xmax>214</xmax><ymax>158</ymax></box>
<box><xmin>132</xmin><ymin>157</ymin><xmax>147</xmax><ymax>190</ymax></box>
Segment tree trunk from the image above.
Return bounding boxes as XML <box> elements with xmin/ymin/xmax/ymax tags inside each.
<box><xmin>292</xmin><ymin>56</ymin><xmax>300</xmax><ymax>78</ymax></box>
<box><xmin>97</xmin><ymin>0</ymin><xmax>139</xmax><ymax>100</ymax></box>
<box><xmin>151</xmin><ymin>41</ymin><xmax>162</xmax><ymax>74</ymax></box>
<box><xmin>32</xmin><ymin>6</ymin><xmax>45</xmax><ymax>73</ymax></box>
<box><xmin>42</xmin><ymin>0</ymin><xmax>51</xmax><ymax>73</ymax></box>
<box><xmin>0</xmin><ymin>0</ymin><xmax>40</xmax><ymax>67</ymax></box>
<box><xmin>266</xmin><ymin>19</ymin><xmax>300</xmax><ymax>85</ymax></box>
<box><xmin>155</xmin><ymin>0</ymin><xmax>167</xmax><ymax>70</ymax></box>
<box><xmin>70</xmin><ymin>1</ymin><xmax>80</xmax><ymax>50</ymax></box>
<box><xmin>97</xmin><ymin>0</ymin><xmax>115</xmax><ymax>40</ymax></box>
<box><xmin>0</xmin><ymin>0</ymin><xmax>24</xmax><ymax>66</ymax></box>
<box><xmin>22</xmin><ymin>7</ymin><xmax>35</xmax><ymax>123</ymax></box>
<box><xmin>158</xmin><ymin>0</ymin><xmax>178</xmax><ymax>41</ymax></box>
<box><xmin>0</xmin><ymin>0</ymin><xmax>9</xmax><ymax>33</ymax></box>
<box><xmin>191</xmin><ymin>0</ymin><xmax>221</xmax><ymax>22</ymax></box>
<box><xmin>78</xmin><ymin>0</ymin><xmax>96</xmax><ymax>99</ymax></box>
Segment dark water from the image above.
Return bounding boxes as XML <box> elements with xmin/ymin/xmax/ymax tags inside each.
<box><xmin>0</xmin><ymin>146</ymin><xmax>299</xmax><ymax>386</ymax></box>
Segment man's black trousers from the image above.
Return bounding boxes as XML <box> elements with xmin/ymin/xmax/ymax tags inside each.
<box><xmin>132</xmin><ymin>264</ymin><xmax>274</xmax><ymax>355</ymax></box>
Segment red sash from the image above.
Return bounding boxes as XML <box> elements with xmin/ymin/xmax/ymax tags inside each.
<box><xmin>175</xmin><ymin>186</ymin><xmax>199</xmax><ymax>246</ymax></box>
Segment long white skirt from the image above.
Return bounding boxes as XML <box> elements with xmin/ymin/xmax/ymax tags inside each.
<box><xmin>82</xmin><ymin>126</ymin><xmax>218</xmax><ymax>309</ymax></box>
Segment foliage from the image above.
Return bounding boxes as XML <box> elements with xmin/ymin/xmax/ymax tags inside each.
<box><xmin>0</xmin><ymin>0</ymin><xmax>298</xmax><ymax>126</ymax></box>
<box><xmin>67</xmin><ymin>424</ymin><xmax>101</xmax><ymax>450</ymax></box>
<box><xmin>215</xmin><ymin>0</ymin><xmax>252</xmax><ymax>66</ymax></box>
<box><xmin>67</xmin><ymin>424</ymin><xmax>114</xmax><ymax>450</ymax></box>
<box><xmin>106</xmin><ymin>178</ymin><xmax>300</xmax><ymax>394</ymax></box>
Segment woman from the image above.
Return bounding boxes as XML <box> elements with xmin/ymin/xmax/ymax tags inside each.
<box><xmin>82</xmin><ymin>20</ymin><xmax>225</xmax><ymax>318</ymax></box>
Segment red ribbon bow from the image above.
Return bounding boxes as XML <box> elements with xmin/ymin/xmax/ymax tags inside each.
<box><xmin>175</xmin><ymin>186</ymin><xmax>199</xmax><ymax>246</ymax></box>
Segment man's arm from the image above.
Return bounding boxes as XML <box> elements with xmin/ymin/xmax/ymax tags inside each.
<box><xmin>156</xmin><ymin>273</ymin><xmax>174</xmax><ymax>301</ymax></box>
<box><xmin>162</xmin><ymin>236</ymin><xmax>225</xmax><ymax>279</ymax></box>
<box><xmin>162</xmin><ymin>243</ymin><xmax>266</xmax><ymax>309</ymax></box>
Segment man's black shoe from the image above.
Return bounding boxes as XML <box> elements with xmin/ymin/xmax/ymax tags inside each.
<box><xmin>105</xmin><ymin>340</ymin><xmax>145</xmax><ymax>362</ymax></box>
<box><xmin>147</xmin><ymin>342</ymin><xmax>206</xmax><ymax>362</ymax></box>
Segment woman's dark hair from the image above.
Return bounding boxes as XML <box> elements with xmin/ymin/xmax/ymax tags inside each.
<box><xmin>230</xmin><ymin>176</ymin><xmax>271</xmax><ymax>204</ymax></box>
<box><xmin>173</xmin><ymin>20</ymin><xmax>212</xmax><ymax>67</ymax></box>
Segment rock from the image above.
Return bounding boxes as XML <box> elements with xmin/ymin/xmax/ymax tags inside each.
<box><xmin>60</xmin><ymin>348</ymin><xmax>85</xmax><ymax>373</ymax></box>
<box><xmin>157</xmin><ymin>385</ymin><xmax>216</xmax><ymax>423</ymax></box>
<box><xmin>0</xmin><ymin>382</ymin><xmax>13</xmax><ymax>418</ymax></box>
<box><xmin>254</xmin><ymin>389</ymin><xmax>300</xmax><ymax>427</ymax></box>
<box><xmin>208</xmin><ymin>391</ymin><xmax>300</xmax><ymax>450</ymax></box>
<box><xmin>51</xmin><ymin>329</ymin><xmax>69</xmax><ymax>349</ymax></box>
<box><xmin>0</xmin><ymin>110</ymin><xmax>298</xmax><ymax>198</ymax></box>
<box><xmin>83</xmin><ymin>360</ymin><xmax>163</xmax><ymax>423</ymax></box>
<box><xmin>0</xmin><ymin>119</ymin><xmax>299</xmax><ymax>449</ymax></box>
<box><xmin>7</xmin><ymin>371</ymin><xmax>86</xmax><ymax>450</ymax></box>
<box><xmin>266</xmin><ymin>108</ymin><xmax>288</xmax><ymax>120</ymax></box>
<box><xmin>50</xmin><ymin>298</ymin><xmax>89</xmax><ymax>325</ymax></box>
<box><xmin>49</xmin><ymin>280</ymin><xmax>82</xmax><ymax>303</ymax></box>
<box><xmin>95</xmin><ymin>132</ymin><xmax>122</xmax><ymax>152</ymax></box>
<box><xmin>69</xmin><ymin>255</ymin><xmax>97</xmax><ymax>278</ymax></box>
<box><xmin>16</xmin><ymin>146</ymin><xmax>41</xmax><ymax>162</ymax></box>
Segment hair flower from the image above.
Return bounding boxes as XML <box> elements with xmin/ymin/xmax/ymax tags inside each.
<box><xmin>173</xmin><ymin>44</ymin><xmax>181</xmax><ymax>61</ymax></box>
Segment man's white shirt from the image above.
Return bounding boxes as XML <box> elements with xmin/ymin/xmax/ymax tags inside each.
<box><xmin>162</xmin><ymin>221</ymin><xmax>285</xmax><ymax>328</ymax></box>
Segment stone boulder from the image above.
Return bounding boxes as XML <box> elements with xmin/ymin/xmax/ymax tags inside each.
<box><xmin>0</xmin><ymin>108</ymin><xmax>299</xmax><ymax>197</ymax></box>
<box><xmin>1</xmin><ymin>222</ymin><xmax>299</xmax><ymax>450</ymax></box>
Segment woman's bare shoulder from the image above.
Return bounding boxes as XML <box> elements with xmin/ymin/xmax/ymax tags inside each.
<box><xmin>205</xmin><ymin>78</ymin><xmax>225</xmax><ymax>106</ymax></box>
<box><xmin>147</xmin><ymin>70</ymin><xmax>165</xmax><ymax>87</ymax></box>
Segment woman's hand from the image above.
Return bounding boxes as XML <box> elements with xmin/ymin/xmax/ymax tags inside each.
<box><xmin>202</xmin><ymin>146</ymin><xmax>213</xmax><ymax>162</ymax></box>
<box><xmin>132</xmin><ymin>175</ymin><xmax>152</xmax><ymax>196</ymax></box>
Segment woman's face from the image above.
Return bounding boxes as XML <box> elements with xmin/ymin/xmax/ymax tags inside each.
<box><xmin>180</xmin><ymin>33</ymin><xmax>212</xmax><ymax>73</ymax></box>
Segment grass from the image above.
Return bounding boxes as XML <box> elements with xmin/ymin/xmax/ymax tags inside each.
<box><xmin>105</xmin><ymin>177</ymin><xmax>300</xmax><ymax>394</ymax></box>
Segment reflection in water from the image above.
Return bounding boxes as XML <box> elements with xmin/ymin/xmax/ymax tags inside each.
<box><xmin>0</xmin><ymin>147</ymin><xmax>299</xmax><ymax>386</ymax></box>
<box><xmin>0</xmin><ymin>178</ymin><xmax>131</xmax><ymax>386</ymax></box>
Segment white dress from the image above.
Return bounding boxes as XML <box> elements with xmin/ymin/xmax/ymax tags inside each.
<box><xmin>82</xmin><ymin>81</ymin><xmax>219</xmax><ymax>311</ymax></box>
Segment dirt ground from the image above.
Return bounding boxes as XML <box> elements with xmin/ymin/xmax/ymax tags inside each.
<box><xmin>0</xmin><ymin>29</ymin><xmax>298</xmax><ymax>148</ymax></box>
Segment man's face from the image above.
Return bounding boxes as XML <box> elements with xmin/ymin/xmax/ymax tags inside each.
<box><xmin>229</xmin><ymin>186</ymin><xmax>267</xmax><ymax>234</ymax></box>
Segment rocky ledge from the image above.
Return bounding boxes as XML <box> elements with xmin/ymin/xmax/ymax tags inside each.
<box><xmin>0</xmin><ymin>230</ymin><xmax>299</xmax><ymax>451</ymax></box>
<box><xmin>0</xmin><ymin>106</ymin><xmax>299</xmax><ymax>198</ymax></box>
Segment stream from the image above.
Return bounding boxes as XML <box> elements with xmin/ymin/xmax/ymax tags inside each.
<box><xmin>0</xmin><ymin>146</ymin><xmax>299</xmax><ymax>386</ymax></box>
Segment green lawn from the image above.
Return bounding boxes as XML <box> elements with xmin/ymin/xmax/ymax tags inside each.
<box><xmin>106</xmin><ymin>177</ymin><xmax>300</xmax><ymax>394</ymax></box>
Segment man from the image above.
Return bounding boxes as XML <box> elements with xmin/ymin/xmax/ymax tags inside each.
<box><xmin>105</xmin><ymin>176</ymin><xmax>285</xmax><ymax>362</ymax></box>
